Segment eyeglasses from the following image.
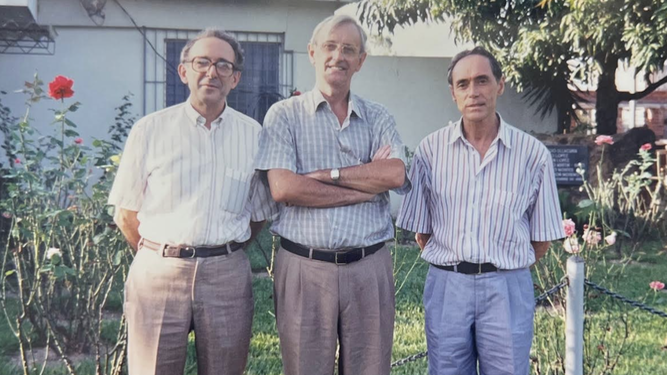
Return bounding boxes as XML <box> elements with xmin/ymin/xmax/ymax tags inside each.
<box><xmin>319</xmin><ymin>42</ymin><xmax>360</xmax><ymax>58</ymax></box>
<box><xmin>184</xmin><ymin>57</ymin><xmax>238</xmax><ymax>77</ymax></box>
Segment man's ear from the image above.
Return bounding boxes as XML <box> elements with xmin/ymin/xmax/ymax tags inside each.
<box><xmin>307</xmin><ymin>43</ymin><xmax>316</xmax><ymax>65</ymax></box>
<box><xmin>178</xmin><ymin>63</ymin><xmax>188</xmax><ymax>84</ymax></box>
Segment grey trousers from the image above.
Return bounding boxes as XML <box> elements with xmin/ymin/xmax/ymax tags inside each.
<box><xmin>274</xmin><ymin>245</ymin><xmax>395</xmax><ymax>375</ymax></box>
<box><xmin>124</xmin><ymin>245</ymin><xmax>254</xmax><ymax>375</ymax></box>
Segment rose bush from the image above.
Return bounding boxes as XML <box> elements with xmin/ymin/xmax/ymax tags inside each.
<box><xmin>1</xmin><ymin>74</ymin><xmax>133</xmax><ymax>375</ymax></box>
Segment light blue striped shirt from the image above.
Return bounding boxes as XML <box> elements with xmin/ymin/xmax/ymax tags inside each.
<box><xmin>396</xmin><ymin>117</ymin><xmax>565</xmax><ymax>269</ymax></box>
<box><xmin>255</xmin><ymin>89</ymin><xmax>410</xmax><ymax>249</ymax></box>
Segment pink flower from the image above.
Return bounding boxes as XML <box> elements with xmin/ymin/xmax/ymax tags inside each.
<box><xmin>583</xmin><ymin>228</ymin><xmax>601</xmax><ymax>245</ymax></box>
<box><xmin>563</xmin><ymin>237</ymin><xmax>581</xmax><ymax>254</ymax></box>
<box><xmin>649</xmin><ymin>281</ymin><xmax>665</xmax><ymax>291</ymax></box>
<box><xmin>595</xmin><ymin>135</ymin><xmax>614</xmax><ymax>146</ymax></box>
<box><xmin>604</xmin><ymin>232</ymin><xmax>617</xmax><ymax>245</ymax></box>
<box><xmin>640</xmin><ymin>143</ymin><xmax>652</xmax><ymax>151</ymax></box>
<box><xmin>14</xmin><ymin>158</ymin><xmax>21</xmax><ymax>164</ymax></box>
<box><xmin>563</xmin><ymin>218</ymin><xmax>576</xmax><ymax>237</ymax></box>
<box><xmin>74</xmin><ymin>137</ymin><xmax>83</xmax><ymax>145</ymax></box>
<box><xmin>1</xmin><ymin>212</ymin><xmax>11</xmax><ymax>219</ymax></box>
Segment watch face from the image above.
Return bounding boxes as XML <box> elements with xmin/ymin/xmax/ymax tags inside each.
<box><xmin>331</xmin><ymin>168</ymin><xmax>340</xmax><ymax>181</ymax></box>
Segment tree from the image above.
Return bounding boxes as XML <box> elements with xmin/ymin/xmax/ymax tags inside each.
<box><xmin>359</xmin><ymin>0</ymin><xmax>667</xmax><ymax>135</ymax></box>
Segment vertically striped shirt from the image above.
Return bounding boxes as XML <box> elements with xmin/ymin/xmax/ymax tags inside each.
<box><xmin>396</xmin><ymin>117</ymin><xmax>564</xmax><ymax>269</ymax></box>
<box><xmin>108</xmin><ymin>102</ymin><xmax>274</xmax><ymax>246</ymax></box>
<box><xmin>255</xmin><ymin>89</ymin><xmax>410</xmax><ymax>249</ymax></box>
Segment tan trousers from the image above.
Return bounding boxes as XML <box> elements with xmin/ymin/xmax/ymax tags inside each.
<box><xmin>274</xmin><ymin>245</ymin><xmax>395</xmax><ymax>375</ymax></box>
<box><xmin>124</xmin><ymin>245</ymin><xmax>254</xmax><ymax>375</ymax></box>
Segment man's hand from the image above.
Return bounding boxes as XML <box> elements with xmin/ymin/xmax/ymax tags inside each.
<box><xmin>114</xmin><ymin>208</ymin><xmax>141</xmax><ymax>252</ymax></box>
<box><xmin>531</xmin><ymin>241</ymin><xmax>551</xmax><ymax>265</ymax></box>
<box><xmin>415</xmin><ymin>233</ymin><xmax>432</xmax><ymax>251</ymax></box>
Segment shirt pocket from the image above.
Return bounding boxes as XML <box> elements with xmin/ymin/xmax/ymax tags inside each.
<box><xmin>220</xmin><ymin>168</ymin><xmax>253</xmax><ymax>215</ymax></box>
<box><xmin>487</xmin><ymin>189</ymin><xmax>525</xmax><ymax>244</ymax></box>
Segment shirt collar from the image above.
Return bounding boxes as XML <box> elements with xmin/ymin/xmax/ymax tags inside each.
<box><xmin>448</xmin><ymin>113</ymin><xmax>512</xmax><ymax>149</ymax></box>
<box><xmin>184</xmin><ymin>100</ymin><xmax>230</xmax><ymax>129</ymax></box>
<box><xmin>308</xmin><ymin>89</ymin><xmax>363</xmax><ymax>120</ymax></box>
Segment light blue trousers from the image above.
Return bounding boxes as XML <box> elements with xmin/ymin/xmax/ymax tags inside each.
<box><xmin>424</xmin><ymin>266</ymin><xmax>535</xmax><ymax>375</ymax></box>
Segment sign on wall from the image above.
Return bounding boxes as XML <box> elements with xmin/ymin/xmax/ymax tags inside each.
<box><xmin>546</xmin><ymin>145</ymin><xmax>589</xmax><ymax>186</ymax></box>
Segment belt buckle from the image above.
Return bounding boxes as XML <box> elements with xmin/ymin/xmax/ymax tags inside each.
<box><xmin>183</xmin><ymin>246</ymin><xmax>196</xmax><ymax>258</ymax></box>
<box><xmin>477</xmin><ymin>263</ymin><xmax>483</xmax><ymax>275</ymax></box>
<box><xmin>335</xmin><ymin>252</ymin><xmax>341</xmax><ymax>265</ymax></box>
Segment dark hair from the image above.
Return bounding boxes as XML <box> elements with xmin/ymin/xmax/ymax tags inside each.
<box><xmin>447</xmin><ymin>46</ymin><xmax>502</xmax><ymax>85</ymax></box>
<box><xmin>180</xmin><ymin>28</ymin><xmax>245</xmax><ymax>71</ymax></box>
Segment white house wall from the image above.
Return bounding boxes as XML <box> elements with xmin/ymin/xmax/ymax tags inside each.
<box><xmin>0</xmin><ymin>0</ymin><xmax>557</xmax><ymax>174</ymax></box>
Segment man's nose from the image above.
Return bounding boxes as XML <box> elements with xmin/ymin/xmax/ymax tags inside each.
<box><xmin>205</xmin><ymin>64</ymin><xmax>219</xmax><ymax>78</ymax></box>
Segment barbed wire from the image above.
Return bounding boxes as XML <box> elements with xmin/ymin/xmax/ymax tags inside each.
<box><xmin>585</xmin><ymin>279</ymin><xmax>667</xmax><ymax>319</ymax></box>
<box><xmin>391</xmin><ymin>279</ymin><xmax>570</xmax><ymax>368</ymax></box>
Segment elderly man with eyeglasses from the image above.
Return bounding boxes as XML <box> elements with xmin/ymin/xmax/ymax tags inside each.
<box><xmin>255</xmin><ymin>15</ymin><xmax>410</xmax><ymax>375</ymax></box>
<box><xmin>108</xmin><ymin>29</ymin><xmax>273</xmax><ymax>375</ymax></box>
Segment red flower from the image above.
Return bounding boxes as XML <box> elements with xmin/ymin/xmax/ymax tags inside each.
<box><xmin>14</xmin><ymin>158</ymin><xmax>21</xmax><ymax>164</ymax></box>
<box><xmin>74</xmin><ymin>137</ymin><xmax>83</xmax><ymax>145</ymax></box>
<box><xmin>48</xmin><ymin>75</ymin><xmax>75</xmax><ymax>100</ymax></box>
<box><xmin>640</xmin><ymin>143</ymin><xmax>652</xmax><ymax>151</ymax></box>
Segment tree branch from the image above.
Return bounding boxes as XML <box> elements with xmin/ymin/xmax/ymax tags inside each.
<box><xmin>619</xmin><ymin>74</ymin><xmax>667</xmax><ymax>101</ymax></box>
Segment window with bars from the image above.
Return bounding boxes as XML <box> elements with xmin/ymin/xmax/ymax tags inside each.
<box><xmin>165</xmin><ymin>39</ymin><xmax>281</xmax><ymax>123</ymax></box>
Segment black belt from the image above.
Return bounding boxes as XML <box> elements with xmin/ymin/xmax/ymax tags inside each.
<box><xmin>139</xmin><ymin>238</ymin><xmax>244</xmax><ymax>258</ymax></box>
<box><xmin>280</xmin><ymin>238</ymin><xmax>384</xmax><ymax>265</ymax></box>
<box><xmin>432</xmin><ymin>261</ymin><xmax>498</xmax><ymax>275</ymax></box>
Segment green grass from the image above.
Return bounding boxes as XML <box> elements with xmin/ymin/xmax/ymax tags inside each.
<box><xmin>1</xmin><ymin>238</ymin><xmax>666</xmax><ymax>375</ymax></box>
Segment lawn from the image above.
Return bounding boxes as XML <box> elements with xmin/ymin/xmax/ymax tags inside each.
<box><xmin>0</xmin><ymin>231</ymin><xmax>666</xmax><ymax>375</ymax></box>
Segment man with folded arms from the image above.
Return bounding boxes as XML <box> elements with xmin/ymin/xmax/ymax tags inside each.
<box><xmin>397</xmin><ymin>47</ymin><xmax>564</xmax><ymax>375</ymax></box>
<box><xmin>255</xmin><ymin>15</ymin><xmax>410</xmax><ymax>375</ymax></box>
<box><xmin>108</xmin><ymin>29</ymin><xmax>271</xmax><ymax>375</ymax></box>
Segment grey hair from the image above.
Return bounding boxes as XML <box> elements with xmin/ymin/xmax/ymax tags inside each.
<box><xmin>309</xmin><ymin>15</ymin><xmax>367</xmax><ymax>54</ymax></box>
<box><xmin>180</xmin><ymin>28</ymin><xmax>245</xmax><ymax>71</ymax></box>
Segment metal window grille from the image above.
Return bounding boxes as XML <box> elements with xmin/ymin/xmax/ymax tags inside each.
<box><xmin>143</xmin><ymin>28</ymin><xmax>293</xmax><ymax>123</ymax></box>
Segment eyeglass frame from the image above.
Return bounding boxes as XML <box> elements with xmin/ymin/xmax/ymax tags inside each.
<box><xmin>317</xmin><ymin>41</ymin><xmax>362</xmax><ymax>58</ymax></box>
<box><xmin>182</xmin><ymin>56</ymin><xmax>242</xmax><ymax>77</ymax></box>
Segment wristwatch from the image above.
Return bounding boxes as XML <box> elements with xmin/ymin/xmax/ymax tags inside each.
<box><xmin>330</xmin><ymin>168</ymin><xmax>340</xmax><ymax>183</ymax></box>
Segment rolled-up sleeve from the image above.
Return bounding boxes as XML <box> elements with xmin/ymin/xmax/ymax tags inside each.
<box><xmin>248</xmin><ymin>171</ymin><xmax>278</xmax><ymax>222</ymax></box>
<box><xmin>107</xmin><ymin>122</ymin><xmax>148</xmax><ymax>211</ymax></box>
<box><xmin>529</xmin><ymin>152</ymin><xmax>565</xmax><ymax>242</ymax></box>
<box><xmin>255</xmin><ymin>103</ymin><xmax>296</xmax><ymax>172</ymax></box>
<box><xmin>396</xmin><ymin>140</ymin><xmax>432</xmax><ymax>234</ymax></box>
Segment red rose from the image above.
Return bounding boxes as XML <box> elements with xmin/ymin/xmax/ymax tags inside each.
<box><xmin>48</xmin><ymin>75</ymin><xmax>75</xmax><ymax>100</ymax></box>
<box><xmin>640</xmin><ymin>143</ymin><xmax>652</xmax><ymax>151</ymax></box>
<box><xmin>74</xmin><ymin>137</ymin><xmax>83</xmax><ymax>145</ymax></box>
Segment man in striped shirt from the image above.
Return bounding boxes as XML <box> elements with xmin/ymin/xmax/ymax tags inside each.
<box><xmin>397</xmin><ymin>47</ymin><xmax>565</xmax><ymax>375</ymax></box>
<box><xmin>255</xmin><ymin>15</ymin><xmax>410</xmax><ymax>375</ymax></box>
<box><xmin>109</xmin><ymin>29</ymin><xmax>272</xmax><ymax>375</ymax></box>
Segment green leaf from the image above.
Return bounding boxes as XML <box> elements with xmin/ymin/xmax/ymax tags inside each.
<box><xmin>64</xmin><ymin>129</ymin><xmax>80</xmax><ymax>137</ymax></box>
<box><xmin>577</xmin><ymin>199</ymin><xmax>594</xmax><ymax>208</ymax></box>
<box><xmin>50</xmin><ymin>254</ymin><xmax>62</xmax><ymax>266</ymax></box>
<box><xmin>4</xmin><ymin>270</ymin><xmax>16</xmax><ymax>277</ymax></box>
<box><xmin>68</xmin><ymin>102</ymin><xmax>81</xmax><ymax>112</ymax></box>
<box><xmin>113</xmin><ymin>251</ymin><xmax>123</xmax><ymax>266</ymax></box>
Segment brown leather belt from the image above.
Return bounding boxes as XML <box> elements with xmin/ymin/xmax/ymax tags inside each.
<box><xmin>138</xmin><ymin>238</ymin><xmax>243</xmax><ymax>258</ymax></box>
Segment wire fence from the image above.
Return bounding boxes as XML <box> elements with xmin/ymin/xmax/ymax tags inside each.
<box><xmin>390</xmin><ymin>275</ymin><xmax>667</xmax><ymax>370</ymax></box>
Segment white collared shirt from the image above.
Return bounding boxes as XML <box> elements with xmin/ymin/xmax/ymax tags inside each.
<box><xmin>108</xmin><ymin>101</ymin><xmax>274</xmax><ymax>246</ymax></box>
<box><xmin>397</xmin><ymin>116</ymin><xmax>565</xmax><ymax>269</ymax></box>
